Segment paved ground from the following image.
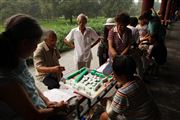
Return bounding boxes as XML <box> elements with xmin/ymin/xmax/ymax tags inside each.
<box><xmin>29</xmin><ymin>21</ymin><xmax>180</xmax><ymax>120</ymax></box>
<box><xmin>146</xmin><ymin>21</ymin><xmax>180</xmax><ymax>120</ymax></box>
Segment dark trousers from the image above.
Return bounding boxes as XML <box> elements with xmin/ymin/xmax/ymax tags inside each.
<box><xmin>99</xmin><ymin>55</ymin><xmax>108</xmax><ymax>66</ymax></box>
<box><xmin>43</xmin><ymin>74</ymin><xmax>60</xmax><ymax>90</ymax></box>
<box><xmin>97</xmin><ymin>44</ymin><xmax>108</xmax><ymax>66</ymax></box>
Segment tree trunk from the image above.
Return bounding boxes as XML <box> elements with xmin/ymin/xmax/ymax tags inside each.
<box><xmin>164</xmin><ymin>0</ymin><xmax>172</xmax><ymax>26</ymax></box>
<box><xmin>160</xmin><ymin>0</ymin><xmax>168</xmax><ymax>20</ymax></box>
<box><xmin>70</xmin><ymin>16</ymin><xmax>73</xmax><ymax>24</ymax></box>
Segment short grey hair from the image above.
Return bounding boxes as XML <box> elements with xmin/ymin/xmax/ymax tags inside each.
<box><xmin>77</xmin><ymin>13</ymin><xmax>88</xmax><ymax>21</ymax></box>
<box><xmin>42</xmin><ymin>29</ymin><xmax>57</xmax><ymax>41</ymax></box>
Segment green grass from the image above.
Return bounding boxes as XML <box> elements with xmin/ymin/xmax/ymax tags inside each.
<box><xmin>0</xmin><ymin>24</ymin><xmax>3</xmax><ymax>33</ymax></box>
<box><xmin>40</xmin><ymin>17</ymin><xmax>106</xmax><ymax>51</ymax></box>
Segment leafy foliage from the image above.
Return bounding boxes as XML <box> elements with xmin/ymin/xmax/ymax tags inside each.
<box><xmin>0</xmin><ymin>0</ymin><xmax>135</xmax><ymax>22</ymax></box>
<box><xmin>0</xmin><ymin>0</ymin><xmax>41</xmax><ymax>21</ymax></box>
<box><xmin>100</xmin><ymin>0</ymin><xmax>133</xmax><ymax>17</ymax></box>
<box><xmin>0</xmin><ymin>17</ymin><xmax>105</xmax><ymax>51</ymax></box>
<box><xmin>0</xmin><ymin>0</ymin><xmax>146</xmax><ymax>51</ymax></box>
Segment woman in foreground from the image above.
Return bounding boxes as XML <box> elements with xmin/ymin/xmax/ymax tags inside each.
<box><xmin>0</xmin><ymin>14</ymin><xmax>67</xmax><ymax>120</ymax></box>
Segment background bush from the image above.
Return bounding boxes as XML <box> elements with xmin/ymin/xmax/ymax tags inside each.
<box><xmin>0</xmin><ymin>17</ymin><xmax>106</xmax><ymax>52</ymax></box>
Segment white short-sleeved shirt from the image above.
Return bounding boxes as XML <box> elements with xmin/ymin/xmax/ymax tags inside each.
<box><xmin>65</xmin><ymin>27</ymin><xmax>99</xmax><ymax>62</ymax></box>
<box><xmin>136</xmin><ymin>24</ymin><xmax>148</xmax><ymax>41</ymax></box>
<box><xmin>127</xmin><ymin>25</ymin><xmax>140</xmax><ymax>44</ymax></box>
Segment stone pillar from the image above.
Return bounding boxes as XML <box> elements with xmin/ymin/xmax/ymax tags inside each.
<box><xmin>141</xmin><ymin>0</ymin><xmax>154</xmax><ymax>15</ymax></box>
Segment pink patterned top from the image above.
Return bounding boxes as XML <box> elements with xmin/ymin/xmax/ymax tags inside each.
<box><xmin>108</xmin><ymin>26</ymin><xmax>132</xmax><ymax>56</ymax></box>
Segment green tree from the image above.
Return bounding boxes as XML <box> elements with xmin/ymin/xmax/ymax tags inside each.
<box><xmin>58</xmin><ymin>0</ymin><xmax>78</xmax><ymax>23</ymax></box>
<box><xmin>0</xmin><ymin>0</ymin><xmax>41</xmax><ymax>21</ymax></box>
<box><xmin>100</xmin><ymin>0</ymin><xmax>133</xmax><ymax>17</ymax></box>
<box><xmin>75</xmin><ymin>0</ymin><xmax>101</xmax><ymax>17</ymax></box>
<box><xmin>0</xmin><ymin>0</ymin><xmax>136</xmax><ymax>22</ymax></box>
<box><xmin>58</xmin><ymin>0</ymin><xmax>101</xmax><ymax>23</ymax></box>
<box><xmin>129</xmin><ymin>2</ymin><xmax>141</xmax><ymax>16</ymax></box>
<box><xmin>38</xmin><ymin>0</ymin><xmax>54</xmax><ymax>19</ymax></box>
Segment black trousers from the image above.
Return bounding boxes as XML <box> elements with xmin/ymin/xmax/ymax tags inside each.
<box><xmin>98</xmin><ymin>55</ymin><xmax>108</xmax><ymax>66</ymax></box>
<box><xmin>43</xmin><ymin>74</ymin><xmax>60</xmax><ymax>90</ymax></box>
<box><xmin>97</xmin><ymin>44</ymin><xmax>108</xmax><ymax>66</ymax></box>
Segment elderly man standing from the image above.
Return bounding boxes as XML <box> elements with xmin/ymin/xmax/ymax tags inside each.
<box><xmin>64</xmin><ymin>13</ymin><xmax>100</xmax><ymax>70</ymax></box>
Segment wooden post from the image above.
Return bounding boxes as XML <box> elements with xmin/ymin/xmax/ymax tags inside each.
<box><xmin>141</xmin><ymin>0</ymin><xmax>154</xmax><ymax>15</ymax></box>
<box><xmin>160</xmin><ymin>0</ymin><xmax>168</xmax><ymax>20</ymax></box>
<box><xmin>164</xmin><ymin>0</ymin><xmax>172</xmax><ymax>26</ymax></box>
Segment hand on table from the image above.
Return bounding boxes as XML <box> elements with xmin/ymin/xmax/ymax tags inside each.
<box><xmin>47</xmin><ymin>101</ymin><xmax>68</xmax><ymax>110</ymax></box>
